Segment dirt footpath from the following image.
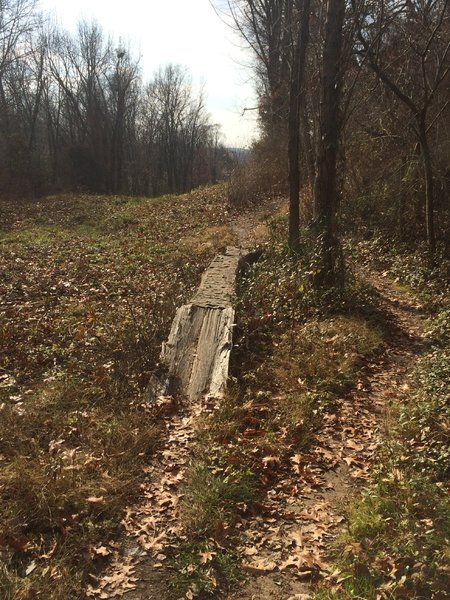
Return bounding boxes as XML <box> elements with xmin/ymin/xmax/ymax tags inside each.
<box><xmin>87</xmin><ymin>208</ymin><xmax>428</xmax><ymax>600</ymax></box>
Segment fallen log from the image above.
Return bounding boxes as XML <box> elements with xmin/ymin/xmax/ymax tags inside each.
<box><xmin>160</xmin><ymin>247</ymin><xmax>242</xmax><ymax>401</ymax></box>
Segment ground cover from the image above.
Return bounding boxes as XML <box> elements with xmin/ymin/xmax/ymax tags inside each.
<box><xmin>166</xmin><ymin>221</ymin><xmax>449</xmax><ymax>599</ymax></box>
<box><xmin>0</xmin><ymin>186</ymin><xmax>232</xmax><ymax>600</ymax></box>
<box><xmin>315</xmin><ymin>243</ymin><xmax>450</xmax><ymax>599</ymax></box>
<box><xmin>2</xmin><ymin>193</ymin><xmax>448</xmax><ymax>600</ymax></box>
<box><xmin>170</xmin><ymin>218</ymin><xmax>389</xmax><ymax>598</ymax></box>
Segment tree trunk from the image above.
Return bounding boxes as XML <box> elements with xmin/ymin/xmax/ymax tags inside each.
<box><xmin>288</xmin><ymin>0</ymin><xmax>311</xmax><ymax>253</ymax></box>
<box><xmin>312</xmin><ymin>0</ymin><xmax>345</xmax><ymax>288</ymax></box>
<box><xmin>418</xmin><ymin>117</ymin><xmax>436</xmax><ymax>258</ymax></box>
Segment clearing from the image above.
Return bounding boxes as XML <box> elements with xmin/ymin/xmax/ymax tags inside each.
<box><xmin>1</xmin><ymin>189</ymin><xmax>448</xmax><ymax>600</ymax></box>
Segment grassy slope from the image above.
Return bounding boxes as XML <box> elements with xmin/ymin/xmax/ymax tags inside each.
<box><xmin>1</xmin><ymin>197</ymin><xmax>448</xmax><ymax>599</ymax></box>
<box><xmin>0</xmin><ymin>187</ymin><xmax>232</xmax><ymax>599</ymax></box>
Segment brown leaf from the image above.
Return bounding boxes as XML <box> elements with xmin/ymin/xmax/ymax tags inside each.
<box><xmin>297</xmin><ymin>511</ymin><xmax>319</xmax><ymax>522</ymax></box>
<box><xmin>87</xmin><ymin>496</ymin><xmax>105</xmax><ymax>505</ymax></box>
<box><xmin>262</xmin><ymin>455</ymin><xmax>281</xmax><ymax>468</ymax></box>
<box><xmin>242</xmin><ymin>546</ymin><xmax>258</xmax><ymax>556</ymax></box>
<box><xmin>291</xmin><ymin>454</ymin><xmax>303</xmax><ymax>465</ymax></box>
<box><xmin>199</xmin><ymin>551</ymin><xmax>215</xmax><ymax>564</ymax></box>
<box><xmin>91</xmin><ymin>546</ymin><xmax>111</xmax><ymax>557</ymax></box>
<box><xmin>242</xmin><ymin>559</ymin><xmax>277</xmax><ymax>574</ymax></box>
<box><xmin>0</xmin><ymin>534</ymin><xmax>33</xmax><ymax>552</ymax></box>
<box><xmin>280</xmin><ymin>556</ymin><xmax>301</xmax><ymax>571</ymax></box>
<box><xmin>345</xmin><ymin>440</ymin><xmax>364</xmax><ymax>451</ymax></box>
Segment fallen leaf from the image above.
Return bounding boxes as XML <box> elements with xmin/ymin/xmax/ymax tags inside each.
<box><xmin>91</xmin><ymin>546</ymin><xmax>111</xmax><ymax>557</ymax></box>
<box><xmin>242</xmin><ymin>559</ymin><xmax>277</xmax><ymax>574</ymax></box>
<box><xmin>345</xmin><ymin>441</ymin><xmax>364</xmax><ymax>451</ymax></box>
<box><xmin>199</xmin><ymin>551</ymin><xmax>215</xmax><ymax>564</ymax></box>
<box><xmin>280</xmin><ymin>556</ymin><xmax>301</xmax><ymax>571</ymax></box>
<box><xmin>87</xmin><ymin>496</ymin><xmax>105</xmax><ymax>505</ymax></box>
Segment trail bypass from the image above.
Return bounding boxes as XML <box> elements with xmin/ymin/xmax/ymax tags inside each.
<box><xmin>86</xmin><ymin>236</ymin><xmax>428</xmax><ymax>599</ymax></box>
<box><xmin>228</xmin><ymin>271</ymin><xmax>428</xmax><ymax>599</ymax></box>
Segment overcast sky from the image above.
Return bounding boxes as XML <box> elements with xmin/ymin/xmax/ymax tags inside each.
<box><xmin>38</xmin><ymin>0</ymin><xmax>259</xmax><ymax>147</ymax></box>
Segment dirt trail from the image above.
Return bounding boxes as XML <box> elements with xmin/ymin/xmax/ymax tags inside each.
<box><xmin>87</xmin><ymin>214</ymin><xmax>428</xmax><ymax>599</ymax></box>
<box><xmin>230</xmin><ymin>197</ymin><xmax>286</xmax><ymax>248</ymax></box>
<box><xmin>227</xmin><ymin>272</ymin><xmax>428</xmax><ymax>600</ymax></box>
<box><xmin>86</xmin><ymin>202</ymin><xmax>283</xmax><ymax>600</ymax></box>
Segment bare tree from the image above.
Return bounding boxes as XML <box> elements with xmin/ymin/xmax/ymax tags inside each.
<box><xmin>0</xmin><ymin>7</ymin><xmax>240</xmax><ymax>198</ymax></box>
<box><xmin>0</xmin><ymin>0</ymin><xmax>39</xmax><ymax>193</ymax></box>
<box><xmin>0</xmin><ymin>0</ymin><xmax>36</xmax><ymax>73</ymax></box>
<box><xmin>108</xmin><ymin>46</ymin><xmax>140</xmax><ymax>193</ymax></box>
<box><xmin>288</xmin><ymin>0</ymin><xmax>311</xmax><ymax>252</ymax></box>
<box><xmin>222</xmin><ymin>0</ymin><xmax>293</xmax><ymax>132</ymax></box>
<box><xmin>355</xmin><ymin>0</ymin><xmax>450</xmax><ymax>257</ymax></box>
<box><xmin>313</xmin><ymin>0</ymin><xmax>346</xmax><ymax>287</ymax></box>
<box><xmin>146</xmin><ymin>65</ymin><xmax>211</xmax><ymax>194</ymax></box>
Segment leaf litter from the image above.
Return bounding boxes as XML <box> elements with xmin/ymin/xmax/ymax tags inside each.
<box><xmin>223</xmin><ymin>269</ymin><xmax>428</xmax><ymax>598</ymax></box>
<box><xmin>98</xmin><ymin>271</ymin><xmax>426</xmax><ymax>600</ymax></box>
<box><xmin>0</xmin><ymin>187</ymin><xmax>235</xmax><ymax>599</ymax></box>
<box><xmin>2</xmin><ymin>191</ymin><xmax>430</xmax><ymax>599</ymax></box>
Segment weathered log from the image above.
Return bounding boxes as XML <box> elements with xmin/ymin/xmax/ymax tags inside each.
<box><xmin>160</xmin><ymin>247</ymin><xmax>242</xmax><ymax>401</ymax></box>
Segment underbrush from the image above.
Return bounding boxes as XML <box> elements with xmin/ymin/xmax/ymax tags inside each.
<box><xmin>0</xmin><ymin>186</ymin><xmax>231</xmax><ymax>599</ymax></box>
<box><xmin>182</xmin><ymin>463</ymin><xmax>257</xmax><ymax>536</ymax></box>
<box><xmin>170</xmin><ymin>541</ymin><xmax>240</xmax><ymax>599</ymax></box>
<box><xmin>232</xmin><ymin>215</ymin><xmax>384</xmax><ymax>405</ymax></box>
<box><xmin>317</xmin><ymin>311</ymin><xmax>450</xmax><ymax>599</ymax></box>
<box><xmin>226</xmin><ymin>137</ymin><xmax>286</xmax><ymax>209</ymax></box>
<box><xmin>168</xmin><ymin>464</ymin><xmax>255</xmax><ymax>597</ymax></box>
<box><xmin>350</xmin><ymin>236</ymin><xmax>450</xmax><ymax>307</ymax></box>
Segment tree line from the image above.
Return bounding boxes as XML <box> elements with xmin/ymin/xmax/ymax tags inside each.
<box><xmin>221</xmin><ymin>0</ymin><xmax>449</xmax><ymax>281</ymax></box>
<box><xmin>0</xmin><ymin>0</ymin><xmax>231</xmax><ymax>198</ymax></box>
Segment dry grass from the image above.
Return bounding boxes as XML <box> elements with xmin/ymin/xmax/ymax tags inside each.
<box><xmin>274</xmin><ymin>316</ymin><xmax>383</xmax><ymax>392</ymax></box>
<box><xmin>0</xmin><ymin>185</ymin><xmax>231</xmax><ymax>599</ymax></box>
<box><xmin>181</xmin><ymin>224</ymin><xmax>235</xmax><ymax>254</ymax></box>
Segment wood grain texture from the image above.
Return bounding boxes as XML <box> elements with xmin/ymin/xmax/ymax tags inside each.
<box><xmin>161</xmin><ymin>247</ymin><xmax>242</xmax><ymax>401</ymax></box>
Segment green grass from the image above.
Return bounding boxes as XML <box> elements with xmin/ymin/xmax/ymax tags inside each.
<box><xmin>182</xmin><ymin>463</ymin><xmax>257</xmax><ymax>535</ymax></box>
<box><xmin>0</xmin><ymin>225</ymin><xmax>72</xmax><ymax>244</ymax></box>
<box><xmin>315</xmin><ymin>577</ymin><xmax>378</xmax><ymax>600</ymax></box>
<box><xmin>170</xmin><ymin>541</ymin><xmax>240</xmax><ymax>599</ymax></box>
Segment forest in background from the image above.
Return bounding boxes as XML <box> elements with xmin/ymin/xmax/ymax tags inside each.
<box><xmin>2</xmin><ymin>0</ymin><xmax>448</xmax><ymax>265</ymax></box>
<box><xmin>221</xmin><ymin>0</ymin><xmax>449</xmax><ymax>274</ymax></box>
<box><xmin>0</xmin><ymin>0</ymin><xmax>235</xmax><ymax>198</ymax></box>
